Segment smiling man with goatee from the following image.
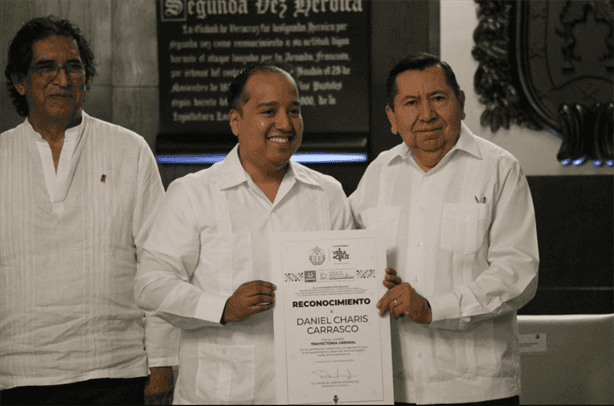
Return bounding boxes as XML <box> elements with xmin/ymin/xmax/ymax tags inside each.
<box><xmin>134</xmin><ymin>63</ymin><xmax>354</xmax><ymax>404</ymax></box>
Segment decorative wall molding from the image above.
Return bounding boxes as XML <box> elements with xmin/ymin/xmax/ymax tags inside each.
<box><xmin>472</xmin><ymin>0</ymin><xmax>614</xmax><ymax>164</ymax></box>
<box><xmin>472</xmin><ymin>0</ymin><xmax>543</xmax><ymax>132</ymax></box>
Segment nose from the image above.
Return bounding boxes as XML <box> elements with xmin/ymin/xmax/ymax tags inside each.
<box><xmin>276</xmin><ymin>110</ymin><xmax>292</xmax><ymax>132</ymax></box>
<box><xmin>419</xmin><ymin>100</ymin><xmax>437</xmax><ymax>122</ymax></box>
<box><xmin>52</xmin><ymin>66</ymin><xmax>71</xmax><ymax>87</ymax></box>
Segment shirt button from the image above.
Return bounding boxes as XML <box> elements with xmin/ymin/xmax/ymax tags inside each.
<box><xmin>414</xmin><ymin>277</ymin><xmax>420</xmax><ymax>283</ymax></box>
<box><xmin>418</xmin><ymin>242</ymin><xmax>423</xmax><ymax>247</ymax></box>
<box><xmin>417</xmin><ymin>352</ymin><xmax>422</xmax><ymax>358</ymax></box>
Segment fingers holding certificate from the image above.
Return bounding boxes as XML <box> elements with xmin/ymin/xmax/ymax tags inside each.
<box><xmin>222</xmin><ymin>281</ymin><xmax>277</xmax><ymax>323</ymax></box>
<box><xmin>382</xmin><ymin>267</ymin><xmax>402</xmax><ymax>289</ymax></box>
<box><xmin>377</xmin><ymin>280</ymin><xmax>432</xmax><ymax>324</ymax></box>
<box><xmin>272</xmin><ymin>230</ymin><xmax>394</xmax><ymax>405</ymax></box>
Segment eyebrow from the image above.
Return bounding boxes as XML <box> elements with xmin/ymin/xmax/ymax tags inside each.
<box><xmin>31</xmin><ymin>57</ymin><xmax>83</xmax><ymax>66</ymax></box>
<box><xmin>256</xmin><ymin>100</ymin><xmax>301</xmax><ymax>108</ymax></box>
<box><xmin>256</xmin><ymin>102</ymin><xmax>276</xmax><ymax>108</ymax></box>
<box><xmin>400</xmin><ymin>90</ymin><xmax>447</xmax><ymax>100</ymax></box>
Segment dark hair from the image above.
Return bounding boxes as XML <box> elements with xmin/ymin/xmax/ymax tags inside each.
<box><xmin>386</xmin><ymin>52</ymin><xmax>461</xmax><ymax>110</ymax></box>
<box><xmin>4</xmin><ymin>15</ymin><xmax>96</xmax><ymax>117</ymax></box>
<box><xmin>227</xmin><ymin>62</ymin><xmax>297</xmax><ymax>111</ymax></box>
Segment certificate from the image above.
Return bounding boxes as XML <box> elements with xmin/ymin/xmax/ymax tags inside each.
<box><xmin>272</xmin><ymin>230</ymin><xmax>393</xmax><ymax>405</ymax></box>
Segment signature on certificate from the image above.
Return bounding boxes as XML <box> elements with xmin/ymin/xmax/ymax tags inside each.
<box><xmin>312</xmin><ymin>369</ymin><xmax>356</xmax><ymax>380</ymax></box>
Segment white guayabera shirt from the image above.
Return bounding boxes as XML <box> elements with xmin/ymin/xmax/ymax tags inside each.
<box><xmin>0</xmin><ymin>112</ymin><xmax>178</xmax><ymax>390</ymax></box>
<box><xmin>350</xmin><ymin>122</ymin><xmax>539</xmax><ymax>404</ymax></box>
<box><xmin>134</xmin><ymin>145</ymin><xmax>354</xmax><ymax>404</ymax></box>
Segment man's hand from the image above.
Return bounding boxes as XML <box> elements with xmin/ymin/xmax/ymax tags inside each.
<box><xmin>377</xmin><ymin>282</ymin><xmax>432</xmax><ymax>324</ymax></box>
<box><xmin>222</xmin><ymin>280</ymin><xmax>276</xmax><ymax>323</ymax></box>
<box><xmin>383</xmin><ymin>267</ymin><xmax>402</xmax><ymax>289</ymax></box>
<box><xmin>144</xmin><ymin>366</ymin><xmax>174</xmax><ymax>405</ymax></box>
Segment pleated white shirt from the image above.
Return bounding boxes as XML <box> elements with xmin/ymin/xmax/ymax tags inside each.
<box><xmin>0</xmin><ymin>112</ymin><xmax>178</xmax><ymax>390</ymax></box>
<box><xmin>134</xmin><ymin>145</ymin><xmax>354</xmax><ymax>404</ymax></box>
<box><xmin>349</xmin><ymin>123</ymin><xmax>539</xmax><ymax>404</ymax></box>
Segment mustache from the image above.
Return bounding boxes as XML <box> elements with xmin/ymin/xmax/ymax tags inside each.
<box><xmin>47</xmin><ymin>83</ymin><xmax>85</xmax><ymax>96</ymax></box>
<box><xmin>416</xmin><ymin>127</ymin><xmax>442</xmax><ymax>132</ymax></box>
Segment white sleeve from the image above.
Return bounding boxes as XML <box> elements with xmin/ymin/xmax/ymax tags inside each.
<box><xmin>324</xmin><ymin>177</ymin><xmax>355</xmax><ymax>231</ymax></box>
<box><xmin>132</xmin><ymin>138</ymin><xmax>180</xmax><ymax>366</ymax></box>
<box><xmin>349</xmin><ymin>157</ymin><xmax>383</xmax><ymax>230</ymax></box>
<box><xmin>134</xmin><ymin>180</ymin><xmax>229</xmax><ymax>331</ymax></box>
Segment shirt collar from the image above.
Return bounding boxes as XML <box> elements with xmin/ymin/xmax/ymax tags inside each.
<box><xmin>451</xmin><ymin>122</ymin><xmax>481</xmax><ymax>159</ymax></box>
<box><xmin>288</xmin><ymin>159</ymin><xmax>321</xmax><ymax>187</ymax></box>
<box><xmin>218</xmin><ymin>144</ymin><xmax>249</xmax><ymax>189</ymax></box>
<box><xmin>23</xmin><ymin>111</ymin><xmax>87</xmax><ymax>143</ymax></box>
<box><xmin>390</xmin><ymin>121</ymin><xmax>482</xmax><ymax>166</ymax></box>
<box><xmin>218</xmin><ymin>144</ymin><xmax>320</xmax><ymax>190</ymax></box>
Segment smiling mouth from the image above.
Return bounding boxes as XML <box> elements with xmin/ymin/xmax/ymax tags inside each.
<box><xmin>267</xmin><ymin>136</ymin><xmax>294</xmax><ymax>144</ymax></box>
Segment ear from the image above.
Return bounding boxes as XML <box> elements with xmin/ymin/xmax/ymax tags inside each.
<box><xmin>385</xmin><ymin>105</ymin><xmax>398</xmax><ymax>134</ymax></box>
<box><xmin>12</xmin><ymin>73</ymin><xmax>27</xmax><ymax>96</ymax></box>
<box><xmin>229</xmin><ymin>109</ymin><xmax>241</xmax><ymax>137</ymax></box>
<box><xmin>458</xmin><ymin>90</ymin><xmax>466</xmax><ymax>120</ymax></box>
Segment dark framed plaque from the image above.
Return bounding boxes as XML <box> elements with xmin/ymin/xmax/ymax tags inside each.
<box><xmin>156</xmin><ymin>0</ymin><xmax>370</xmax><ymax>155</ymax></box>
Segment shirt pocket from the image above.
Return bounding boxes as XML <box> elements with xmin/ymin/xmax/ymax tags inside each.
<box><xmin>196</xmin><ymin>342</ymin><xmax>255</xmax><ymax>403</ymax></box>
<box><xmin>440</xmin><ymin>204</ymin><xmax>490</xmax><ymax>255</ymax></box>
<box><xmin>361</xmin><ymin>205</ymin><xmax>401</xmax><ymax>254</ymax></box>
<box><xmin>198</xmin><ymin>232</ymin><xmax>253</xmax><ymax>297</ymax></box>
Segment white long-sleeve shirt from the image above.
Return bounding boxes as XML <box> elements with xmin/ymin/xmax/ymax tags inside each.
<box><xmin>0</xmin><ymin>112</ymin><xmax>178</xmax><ymax>390</ymax></box>
<box><xmin>349</xmin><ymin>122</ymin><xmax>539</xmax><ymax>404</ymax></box>
<box><xmin>134</xmin><ymin>145</ymin><xmax>353</xmax><ymax>404</ymax></box>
